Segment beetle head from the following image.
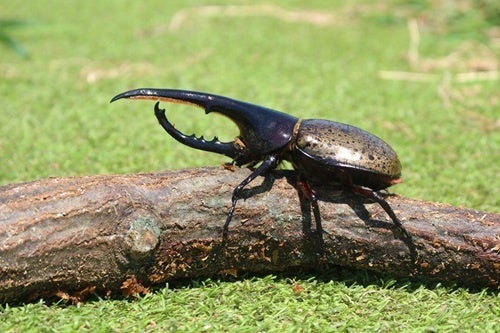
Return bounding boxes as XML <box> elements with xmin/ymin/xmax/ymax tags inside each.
<box><xmin>111</xmin><ymin>88</ymin><xmax>298</xmax><ymax>166</ymax></box>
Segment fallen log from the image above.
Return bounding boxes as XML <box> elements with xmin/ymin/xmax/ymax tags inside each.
<box><xmin>0</xmin><ymin>167</ymin><xmax>498</xmax><ymax>304</ymax></box>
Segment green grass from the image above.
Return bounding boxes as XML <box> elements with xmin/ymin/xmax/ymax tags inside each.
<box><xmin>1</xmin><ymin>276</ymin><xmax>499</xmax><ymax>332</ymax></box>
<box><xmin>0</xmin><ymin>0</ymin><xmax>498</xmax><ymax>332</ymax></box>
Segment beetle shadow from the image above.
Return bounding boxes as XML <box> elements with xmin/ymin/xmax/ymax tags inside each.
<box><xmin>263</xmin><ymin>170</ymin><xmax>325</xmax><ymax>239</ymax></box>
<box><xmin>278</xmin><ymin>170</ymin><xmax>403</xmax><ymax>239</ymax></box>
<box><xmin>235</xmin><ymin>171</ymin><xmax>277</xmax><ymax>200</ymax></box>
<box><xmin>235</xmin><ymin>170</ymin><xmax>408</xmax><ymax>250</ymax></box>
<box><xmin>236</xmin><ymin>170</ymin><xmax>368</xmax><ymax>234</ymax></box>
<box><xmin>232</xmin><ymin>170</ymin><xmax>326</xmax><ymax>257</ymax></box>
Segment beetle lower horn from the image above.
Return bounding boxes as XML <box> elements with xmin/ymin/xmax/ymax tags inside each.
<box><xmin>153</xmin><ymin>101</ymin><xmax>241</xmax><ymax>159</ymax></box>
<box><xmin>111</xmin><ymin>88</ymin><xmax>242</xmax><ymax>159</ymax></box>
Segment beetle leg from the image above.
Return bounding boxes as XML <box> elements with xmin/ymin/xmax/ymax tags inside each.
<box><xmin>297</xmin><ymin>177</ymin><xmax>322</xmax><ymax>235</ymax></box>
<box><xmin>352</xmin><ymin>185</ymin><xmax>416</xmax><ymax>258</ymax></box>
<box><xmin>223</xmin><ymin>155</ymin><xmax>280</xmax><ymax>238</ymax></box>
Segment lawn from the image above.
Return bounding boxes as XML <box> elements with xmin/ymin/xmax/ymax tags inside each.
<box><xmin>0</xmin><ymin>0</ymin><xmax>498</xmax><ymax>332</ymax></box>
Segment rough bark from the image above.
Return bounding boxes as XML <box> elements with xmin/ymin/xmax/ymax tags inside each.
<box><xmin>0</xmin><ymin>167</ymin><xmax>498</xmax><ymax>304</ymax></box>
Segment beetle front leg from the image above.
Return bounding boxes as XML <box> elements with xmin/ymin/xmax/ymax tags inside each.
<box><xmin>223</xmin><ymin>155</ymin><xmax>280</xmax><ymax>238</ymax></box>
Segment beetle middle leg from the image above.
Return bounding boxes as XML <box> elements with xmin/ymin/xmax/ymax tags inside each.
<box><xmin>223</xmin><ymin>155</ymin><xmax>280</xmax><ymax>238</ymax></box>
<box><xmin>297</xmin><ymin>176</ymin><xmax>323</xmax><ymax>235</ymax></box>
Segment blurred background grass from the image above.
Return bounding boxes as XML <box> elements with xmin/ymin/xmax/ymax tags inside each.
<box><xmin>0</xmin><ymin>1</ymin><xmax>499</xmax><ymax>331</ymax></box>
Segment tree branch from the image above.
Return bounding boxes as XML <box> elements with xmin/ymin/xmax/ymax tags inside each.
<box><xmin>0</xmin><ymin>167</ymin><xmax>498</xmax><ymax>303</ymax></box>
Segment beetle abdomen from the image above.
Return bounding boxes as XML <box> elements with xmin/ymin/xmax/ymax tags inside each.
<box><xmin>294</xmin><ymin>119</ymin><xmax>401</xmax><ymax>189</ymax></box>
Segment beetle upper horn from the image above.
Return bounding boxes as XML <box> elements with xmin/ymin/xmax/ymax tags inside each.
<box><xmin>111</xmin><ymin>88</ymin><xmax>299</xmax><ymax>164</ymax></box>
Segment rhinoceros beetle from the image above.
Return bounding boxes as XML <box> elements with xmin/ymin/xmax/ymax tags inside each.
<box><xmin>111</xmin><ymin>88</ymin><xmax>412</xmax><ymax>246</ymax></box>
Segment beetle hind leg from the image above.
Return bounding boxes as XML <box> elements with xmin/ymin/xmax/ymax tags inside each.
<box><xmin>352</xmin><ymin>185</ymin><xmax>417</xmax><ymax>259</ymax></box>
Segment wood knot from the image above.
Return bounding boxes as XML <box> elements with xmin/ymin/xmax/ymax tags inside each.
<box><xmin>125</xmin><ymin>217</ymin><xmax>161</xmax><ymax>259</ymax></box>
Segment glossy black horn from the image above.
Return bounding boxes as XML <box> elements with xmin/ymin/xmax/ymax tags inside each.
<box><xmin>111</xmin><ymin>88</ymin><xmax>299</xmax><ymax>159</ymax></box>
